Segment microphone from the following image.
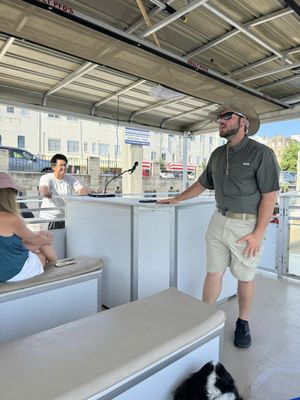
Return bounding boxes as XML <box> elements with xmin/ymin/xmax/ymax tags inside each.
<box><xmin>88</xmin><ymin>161</ymin><xmax>140</xmax><ymax>197</ymax></box>
<box><xmin>130</xmin><ymin>161</ymin><xmax>139</xmax><ymax>174</ymax></box>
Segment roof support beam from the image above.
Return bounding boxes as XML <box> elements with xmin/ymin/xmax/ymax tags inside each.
<box><xmin>257</xmin><ymin>75</ymin><xmax>300</xmax><ymax>90</ymax></box>
<box><xmin>229</xmin><ymin>46</ymin><xmax>300</xmax><ymax>78</ymax></box>
<box><xmin>142</xmin><ymin>0</ymin><xmax>209</xmax><ymax>38</ymax></box>
<box><xmin>281</xmin><ymin>94</ymin><xmax>300</xmax><ymax>105</ymax></box>
<box><xmin>91</xmin><ymin>79</ymin><xmax>146</xmax><ymax>115</ymax></box>
<box><xmin>42</xmin><ymin>62</ymin><xmax>98</xmax><ymax>105</ymax></box>
<box><xmin>161</xmin><ymin>104</ymin><xmax>210</xmax><ymax>128</ymax></box>
<box><xmin>130</xmin><ymin>96</ymin><xmax>192</xmax><ymax>121</ymax></box>
<box><xmin>186</xmin><ymin>8</ymin><xmax>293</xmax><ymax>60</ymax></box>
<box><xmin>240</xmin><ymin>62</ymin><xmax>300</xmax><ymax>83</ymax></box>
<box><xmin>0</xmin><ymin>36</ymin><xmax>15</xmax><ymax>61</ymax></box>
<box><xmin>126</xmin><ymin>0</ymin><xmax>176</xmax><ymax>34</ymax></box>
<box><xmin>202</xmin><ymin>3</ymin><xmax>290</xmax><ymax>62</ymax></box>
<box><xmin>136</xmin><ymin>0</ymin><xmax>161</xmax><ymax>47</ymax></box>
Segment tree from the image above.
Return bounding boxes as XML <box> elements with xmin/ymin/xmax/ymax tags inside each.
<box><xmin>280</xmin><ymin>140</ymin><xmax>300</xmax><ymax>172</ymax></box>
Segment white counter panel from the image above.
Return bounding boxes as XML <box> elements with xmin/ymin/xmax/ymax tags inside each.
<box><xmin>66</xmin><ymin>200</ymin><xmax>132</xmax><ymax>307</ymax></box>
<box><xmin>135</xmin><ymin>206</ymin><xmax>175</xmax><ymax>299</ymax></box>
<box><xmin>65</xmin><ymin>196</ymin><xmax>237</xmax><ymax>307</ymax></box>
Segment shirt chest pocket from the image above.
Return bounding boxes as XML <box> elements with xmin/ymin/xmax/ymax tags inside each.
<box><xmin>225</xmin><ymin>163</ymin><xmax>257</xmax><ymax>195</ymax></box>
<box><xmin>230</xmin><ymin>163</ymin><xmax>254</xmax><ymax>178</ymax></box>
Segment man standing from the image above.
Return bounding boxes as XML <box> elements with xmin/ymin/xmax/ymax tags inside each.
<box><xmin>39</xmin><ymin>153</ymin><xmax>88</xmax><ymax>229</ymax></box>
<box><xmin>158</xmin><ymin>101</ymin><xmax>280</xmax><ymax>348</ymax></box>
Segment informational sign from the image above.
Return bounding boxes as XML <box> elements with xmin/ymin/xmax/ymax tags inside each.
<box><xmin>125</xmin><ymin>127</ymin><xmax>150</xmax><ymax>146</ymax></box>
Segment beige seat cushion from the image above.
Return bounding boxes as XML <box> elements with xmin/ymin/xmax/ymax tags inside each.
<box><xmin>0</xmin><ymin>288</ymin><xmax>225</xmax><ymax>400</ymax></box>
<box><xmin>0</xmin><ymin>256</ymin><xmax>103</xmax><ymax>296</ymax></box>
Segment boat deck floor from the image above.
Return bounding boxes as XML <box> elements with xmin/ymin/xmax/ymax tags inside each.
<box><xmin>218</xmin><ymin>271</ymin><xmax>300</xmax><ymax>400</ymax></box>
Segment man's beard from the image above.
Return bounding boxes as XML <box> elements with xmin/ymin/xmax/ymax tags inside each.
<box><xmin>219</xmin><ymin>122</ymin><xmax>239</xmax><ymax>139</ymax></box>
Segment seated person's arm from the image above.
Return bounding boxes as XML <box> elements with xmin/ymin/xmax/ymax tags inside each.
<box><xmin>75</xmin><ymin>186</ymin><xmax>89</xmax><ymax>195</ymax></box>
<box><xmin>39</xmin><ymin>184</ymin><xmax>52</xmax><ymax>199</ymax></box>
<box><xmin>72</xmin><ymin>178</ymin><xmax>89</xmax><ymax>195</ymax></box>
<box><xmin>10</xmin><ymin>214</ymin><xmax>53</xmax><ymax>247</ymax></box>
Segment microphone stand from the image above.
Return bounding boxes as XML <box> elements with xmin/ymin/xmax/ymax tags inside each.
<box><xmin>89</xmin><ymin>167</ymin><xmax>133</xmax><ymax>198</ymax></box>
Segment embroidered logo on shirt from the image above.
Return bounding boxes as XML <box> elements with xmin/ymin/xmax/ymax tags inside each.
<box><xmin>243</xmin><ymin>162</ymin><xmax>250</xmax><ymax>166</ymax></box>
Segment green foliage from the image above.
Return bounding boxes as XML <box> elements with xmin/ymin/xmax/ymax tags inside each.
<box><xmin>280</xmin><ymin>140</ymin><xmax>300</xmax><ymax>172</ymax></box>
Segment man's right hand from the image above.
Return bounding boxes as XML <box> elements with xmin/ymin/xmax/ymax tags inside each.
<box><xmin>157</xmin><ymin>196</ymin><xmax>180</xmax><ymax>205</ymax></box>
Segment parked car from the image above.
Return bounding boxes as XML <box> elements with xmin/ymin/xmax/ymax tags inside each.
<box><xmin>280</xmin><ymin>171</ymin><xmax>297</xmax><ymax>185</ymax></box>
<box><xmin>0</xmin><ymin>146</ymin><xmax>52</xmax><ymax>172</ymax></box>
<box><xmin>160</xmin><ymin>171</ymin><xmax>175</xmax><ymax>178</ymax></box>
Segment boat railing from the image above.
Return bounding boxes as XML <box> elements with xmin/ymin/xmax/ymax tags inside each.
<box><xmin>17</xmin><ymin>195</ymin><xmax>66</xmax><ymax>258</ymax></box>
<box><xmin>278</xmin><ymin>191</ymin><xmax>300</xmax><ymax>278</ymax></box>
<box><xmin>17</xmin><ymin>195</ymin><xmax>65</xmax><ymax>226</ymax></box>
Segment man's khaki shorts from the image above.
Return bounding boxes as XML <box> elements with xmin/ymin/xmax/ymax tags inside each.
<box><xmin>205</xmin><ymin>211</ymin><xmax>262</xmax><ymax>281</ymax></box>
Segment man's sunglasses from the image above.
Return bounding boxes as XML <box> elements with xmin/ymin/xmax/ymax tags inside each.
<box><xmin>217</xmin><ymin>111</ymin><xmax>245</xmax><ymax>122</ymax></box>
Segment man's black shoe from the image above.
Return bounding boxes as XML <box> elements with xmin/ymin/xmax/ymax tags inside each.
<box><xmin>234</xmin><ymin>318</ymin><xmax>252</xmax><ymax>348</ymax></box>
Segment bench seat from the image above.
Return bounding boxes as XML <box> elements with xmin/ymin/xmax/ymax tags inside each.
<box><xmin>0</xmin><ymin>288</ymin><xmax>225</xmax><ymax>400</ymax></box>
<box><xmin>0</xmin><ymin>256</ymin><xmax>103</xmax><ymax>344</ymax></box>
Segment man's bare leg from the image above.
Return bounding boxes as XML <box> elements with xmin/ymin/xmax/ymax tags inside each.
<box><xmin>202</xmin><ymin>271</ymin><xmax>224</xmax><ymax>304</ymax></box>
<box><xmin>237</xmin><ymin>279</ymin><xmax>256</xmax><ymax>321</ymax></box>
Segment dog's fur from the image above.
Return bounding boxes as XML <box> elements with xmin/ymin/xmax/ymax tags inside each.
<box><xmin>173</xmin><ymin>361</ymin><xmax>243</xmax><ymax>400</ymax></box>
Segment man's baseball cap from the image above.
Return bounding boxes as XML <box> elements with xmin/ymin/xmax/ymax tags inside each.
<box><xmin>208</xmin><ymin>101</ymin><xmax>260</xmax><ymax>136</ymax></box>
<box><xmin>0</xmin><ymin>172</ymin><xmax>19</xmax><ymax>191</ymax></box>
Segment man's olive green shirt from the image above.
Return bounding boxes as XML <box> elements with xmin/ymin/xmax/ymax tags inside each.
<box><xmin>199</xmin><ymin>135</ymin><xmax>280</xmax><ymax>214</ymax></box>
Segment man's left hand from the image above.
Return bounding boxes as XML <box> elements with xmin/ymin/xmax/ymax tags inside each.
<box><xmin>238</xmin><ymin>232</ymin><xmax>263</xmax><ymax>257</ymax></box>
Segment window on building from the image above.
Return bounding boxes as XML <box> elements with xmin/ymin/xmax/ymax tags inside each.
<box><xmin>67</xmin><ymin>116</ymin><xmax>79</xmax><ymax>121</ymax></box>
<box><xmin>0</xmin><ymin>134</ymin><xmax>2</xmax><ymax>146</ymax></box>
<box><xmin>84</xmin><ymin>142</ymin><xmax>88</xmax><ymax>152</ymax></box>
<box><xmin>48</xmin><ymin>113</ymin><xmax>60</xmax><ymax>119</ymax></box>
<box><xmin>151</xmin><ymin>151</ymin><xmax>157</xmax><ymax>161</ymax></box>
<box><xmin>92</xmin><ymin>143</ymin><xmax>96</xmax><ymax>153</ymax></box>
<box><xmin>172</xmin><ymin>153</ymin><xmax>175</xmax><ymax>161</ymax></box>
<box><xmin>17</xmin><ymin>135</ymin><xmax>25</xmax><ymax>148</ymax></box>
<box><xmin>99</xmin><ymin>144</ymin><xmax>110</xmax><ymax>157</ymax></box>
<box><xmin>161</xmin><ymin>153</ymin><xmax>166</xmax><ymax>161</ymax></box>
<box><xmin>21</xmin><ymin>109</ymin><xmax>29</xmax><ymax>117</ymax></box>
<box><xmin>67</xmin><ymin>140</ymin><xmax>79</xmax><ymax>153</ymax></box>
<box><xmin>6</xmin><ymin>106</ymin><xmax>14</xmax><ymax>114</ymax></box>
<box><xmin>48</xmin><ymin>139</ymin><xmax>61</xmax><ymax>152</ymax></box>
<box><xmin>209</xmin><ymin>137</ymin><xmax>213</xmax><ymax>145</ymax></box>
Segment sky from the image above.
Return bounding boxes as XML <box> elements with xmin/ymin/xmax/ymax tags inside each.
<box><xmin>258</xmin><ymin>119</ymin><xmax>300</xmax><ymax>138</ymax></box>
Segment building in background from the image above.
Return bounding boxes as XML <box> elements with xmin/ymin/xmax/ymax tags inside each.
<box><xmin>0</xmin><ymin>104</ymin><xmax>222</xmax><ymax>173</ymax></box>
<box><xmin>254</xmin><ymin>134</ymin><xmax>290</xmax><ymax>165</ymax></box>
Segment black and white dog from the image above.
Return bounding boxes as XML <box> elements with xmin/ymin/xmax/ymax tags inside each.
<box><xmin>173</xmin><ymin>361</ymin><xmax>243</xmax><ymax>400</ymax></box>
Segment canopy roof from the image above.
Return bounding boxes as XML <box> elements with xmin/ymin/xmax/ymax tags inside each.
<box><xmin>0</xmin><ymin>0</ymin><xmax>299</xmax><ymax>135</ymax></box>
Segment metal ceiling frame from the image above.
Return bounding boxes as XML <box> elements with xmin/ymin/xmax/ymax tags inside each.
<box><xmin>141</xmin><ymin>2</ymin><xmax>299</xmax><ymax>89</ymax></box>
<box><xmin>0</xmin><ymin>0</ymin><xmax>299</xmax><ymax>139</ymax></box>
<box><xmin>18</xmin><ymin>0</ymin><xmax>290</xmax><ymax>110</ymax></box>
<box><xmin>42</xmin><ymin>61</ymin><xmax>98</xmax><ymax>105</ymax></box>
